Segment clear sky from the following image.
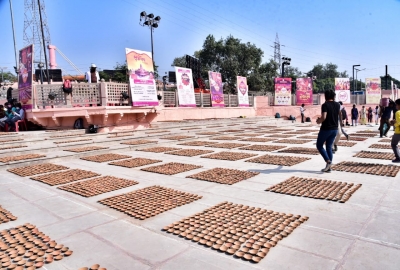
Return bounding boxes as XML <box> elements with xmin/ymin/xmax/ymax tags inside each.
<box><xmin>1</xmin><ymin>0</ymin><xmax>400</xmax><ymax>81</ymax></box>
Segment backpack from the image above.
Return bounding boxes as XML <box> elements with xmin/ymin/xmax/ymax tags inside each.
<box><xmin>88</xmin><ymin>124</ymin><xmax>98</xmax><ymax>133</ymax></box>
<box><xmin>275</xmin><ymin>113</ymin><xmax>281</xmax><ymax>118</ymax></box>
<box><xmin>63</xmin><ymin>80</ymin><xmax>73</xmax><ymax>94</ymax></box>
<box><xmin>73</xmin><ymin>118</ymin><xmax>84</xmax><ymax>129</ymax></box>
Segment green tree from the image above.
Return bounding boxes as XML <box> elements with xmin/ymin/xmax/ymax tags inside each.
<box><xmin>247</xmin><ymin>60</ymin><xmax>279</xmax><ymax>93</ymax></box>
<box><xmin>283</xmin><ymin>66</ymin><xmax>303</xmax><ymax>80</ymax></box>
<box><xmin>0</xmin><ymin>71</ymin><xmax>17</xmax><ymax>83</ymax></box>
<box><xmin>99</xmin><ymin>61</ymin><xmax>159</xmax><ymax>83</ymax></box>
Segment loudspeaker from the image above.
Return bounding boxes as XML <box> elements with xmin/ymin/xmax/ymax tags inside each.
<box><xmin>168</xmin><ymin>71</ymin><xmax>176</xmax><ymax>83</ymax></box>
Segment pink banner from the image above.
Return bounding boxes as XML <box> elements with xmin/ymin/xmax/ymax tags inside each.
<box><xmin>274</xmin><ymin>78</ymin><xmax>292</xmax><ymax>106</ymax></box>
<box><xmin>208</xmin><ymin>71</ymin><xmax>225</xmax><ymax>107</ymax></box>
<box><xmin>18</xmin><ymin>44</ymin><xmax>34</xmax><ymax>109</ymax></box>
<box><xmin>296</xmin><ymin>78</ymin><xmax>313</xmax><ymax>105</ymax></box>
<box><xmin>126</xmin><ymin>48</ymin><xmax>159</xmax><ymax>107</ymax></box>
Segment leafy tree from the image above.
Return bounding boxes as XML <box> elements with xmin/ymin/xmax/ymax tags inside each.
<box><xmin>247</xmin><ymin>60</ymin><xmax>279</xmax><ymax>93</ymax></box>
<box><xmin>99</xmin><ymin>61</ymin><xmax>159</xmax><ymax>83</ymax></box>
<box><xmin>283</xmin><ymin>66</ymin><xmax>303</xmax><ymax>80</ymax></box>
<box><xmin>0</xmin><ymin>71</ymin><xmax>17</xmax><ymax>83</ymax></box>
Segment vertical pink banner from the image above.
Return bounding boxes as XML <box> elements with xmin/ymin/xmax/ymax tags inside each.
<box><xmin>296</xmin><ymin>78</ymin><xmax>313</xmax><ymax>105</ymax></box>
<box><xmin>237</xmin><ymin>76</ymin><xmax>249</xmax><ymax>107</ymax></box>
<box><xmin>274</xmin><ymin>78</ymin><xmax>292</xmax><ymax>106</ymax></box>
<box><xmin>18</xmin><ymin>44</ymin><xmax>34</xmax><ymax>110</ymax></box>
<box><xmin>208</xmin><ymin>71</ymin><xmax>225</xmax><ymax>107</ymax></box>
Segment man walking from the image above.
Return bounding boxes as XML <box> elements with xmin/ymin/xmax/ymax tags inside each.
<box><xmin>390</xmin><ymin>99</ymin><xmax>400</xmax><ymax>163</ymax></box>
<box><xmin>379</xmin><ymin>101</ymin><xmax>394</xmax><ymax>138</ymax></box>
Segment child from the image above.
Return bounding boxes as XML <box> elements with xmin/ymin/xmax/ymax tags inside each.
<box><xmin>390</xmin><ymin>99</ymin><xmax>400</xmax><ymax>163</ymax></box>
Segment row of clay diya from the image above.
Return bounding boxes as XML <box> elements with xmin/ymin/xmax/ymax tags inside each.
<box><xmin>163</xmin><ymin>202</ymin><xmax>309</xmax><ymax>263</ymax></box>
<box><xmin>266</xmin><ymin>177</ymin><xmax>362</xmax><ymax>203</ymax></box>
<box><xmin>201</xmin><ymin>151</ymin><xmax>257</xmax><ymax>161</ymax></box>
<box><xmin>245</xmin><ymin>154</ymin><xmax>310</xmax><ymax>166</ymax></box>
<box><xmin>187</xmin><ymin>168</ymin><xmax>259</xmax><ymax>185</ymax></box>
<box><xmin>0</xmin><ymin>223</ymin><xmax>72</xmax><ymax>269</ymax></box>
<box><xmin>331</xmin><ymin>162</ymin><xmax>400</xmax><ymax>177</ymax></box>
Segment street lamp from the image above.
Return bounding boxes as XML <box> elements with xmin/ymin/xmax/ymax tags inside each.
<box><xmin>139</xmin><ymin>11</ymin><xmax>161</xmax><ymax>61</ymax></box>
<box><xmin>355</xmin><ymin>68</ymin><xmax>365</xmax><ymax>92</ymax></box>
<box><xmin>281</xmin><ymin>57</ymin><xmax>291</xmax><ymax>77</ymax></box>
<box><xmin>352</xmin><ymin>65</ymin><xmax>360</xmax><ymax>93</ymax></box>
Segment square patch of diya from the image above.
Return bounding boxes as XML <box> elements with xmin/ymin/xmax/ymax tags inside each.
<box><xmin>246</xmin><ymin>154</ymin><xmax>310</xmax><ymax>166</ymax></box>
<box><xmin>109</xmin><ymin>158</ymin><xmax>162</xmax><ymax>168</ymax></box>
<box><xmin>201</xmin><ymin>151</ymin><xmax>257</xmax><ymax>161</ymax></box>
<box><xmin>162</xmin><ymin>202</ymin><xmax>308</xmax><ymax>263</ymax></box>
<box><xmin>30</xmin><ymin>169</ymin><xmax>100</xmax><ymax>186</ymax></box>
<box><xmin>64</xmin><ymin>146</ymin><xmax>108</xmax><ymax>152</ymax></box>
<box><xmin>7</xmin><ymin>164</ymin><xmax>69</xmax><ymax>177</ymax></box>
<box><xmin>141</xmin><ymin>162</ymin><xmax>202</xmax><ymax>175</ymax></box>
<box><xmin>80</xmin><ymin>153</ymin><xmax>131</xmax><ymax>163</ymax></box>
<box><xmin>58</xmin><ymin>176</ymin><xmax>138</xmax><ymax>197</ymax></box>
<box><xmin>187</xmin><ymin>168</ymin><xmax>259</xmax><ymax>185</ymax></box>
<box><xmin>0</xmin><ymin>223</ymin><xmax>72</xmax><ymax>269</ymax></box>
<box><xmin>98</xmin><ymin>185</ymin><xmax>202</xmax><ymax>220</ymax></box>
<box><xmin>266</xmin><ymin>176</ymin><xmax>361</xmax><ymax>203</ymax></box>
<box><xmin>331</xmin><ymin>161</ymin><xmax>400</xmax><ymax>177</ymax></box>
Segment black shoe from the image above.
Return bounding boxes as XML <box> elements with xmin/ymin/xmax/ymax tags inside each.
<box><xmin>334</xmin><ymin>145</ymin><xmax>338</xmax><ymax>152</ymax></box>
<box><xmin>392</xmin><ymin>159</ymin><xmax>400</xmax><ymax>163</ymax></box>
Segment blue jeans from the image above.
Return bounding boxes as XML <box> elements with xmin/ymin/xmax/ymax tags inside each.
<box><xmin>316</xmin><ymin>129</ymin><xmax>338</xmax><ymax>162</ymax></box>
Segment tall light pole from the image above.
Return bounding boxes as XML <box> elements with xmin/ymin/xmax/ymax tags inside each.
<box><xmin>355</xmin><ymin>68</ymin><xmax>365</xmax><ymax>92</ymax></box>
<box><xmin>281</xmin><ymin>57</ymin><xmax>291</xmax><ymax>77</ymax></box>
<box><xmin>352</xmin><ymin>65</ymin><xmax>360</xmax><ymax>93</ymax></box>
<box><xmin>9</xmin><ymin>0</ymin><xmax>18</xmax><ymax>74</ymax></box>
<box><xmin>139</xmin><ymin>11</ymin><xmax>161</xmax><ymax>62</ymax></box>
<box><xmin>37</xmin><ymin>0</ymin><xmax>50</xmax><ymax>84</ymax></box>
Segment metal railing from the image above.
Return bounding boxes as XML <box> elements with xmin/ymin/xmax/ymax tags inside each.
<box><xmin>162</xmin><ymin>91</ymin><xmax>254</xmax><ymax>108</ymax></box>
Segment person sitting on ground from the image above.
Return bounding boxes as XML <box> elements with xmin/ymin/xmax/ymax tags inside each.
<box><xmin>351</xmin><ymin>104</ymin><xmax>359</xmax><ymax>126</ymax></box>
<box><xmin>390</xmin><ymin>99</ymin><xmax>400</xmax><ymax>163</ymax></box>
<box><xmin>316</xmin><ymin>90</ymin><xmax>342</xmax><ymax>173</ymax></box>
<box><xmin>5</xmin><ymin>103</ymin><xmax>24</xmax><ymax>131</ymax></box>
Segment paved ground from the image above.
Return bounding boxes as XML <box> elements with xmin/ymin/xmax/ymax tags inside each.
<box><xmin>0</xmin><ymin>117</ymin><xmax>399</xmax><ymax>270</ymax></box>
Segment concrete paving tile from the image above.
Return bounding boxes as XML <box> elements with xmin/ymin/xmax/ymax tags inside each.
<box><xmin>34</xmin><ymin>196</ymin><xmax>95</xmax><ymax>220</ymax></box>
<box><xmin>267</xmin><ymin>194</ymin><xmax>373</xmax><ymax>224</ymax></box>
<box><xmin>360</xmin><ymin>207</ymin><xmax>400</xmax><ymax>245</ymax></box>
<box><xmin>342</xmin><ymin>240</ymin><xmax>400</xmax><ymax>270</ymax></box>
<box><xmin>46</xmin><ymin>232</ymin><xmax>150</xmax><ymax>270</ymax></box>
<box><xmin>141</xmin><ymin>211</ymin><xmax>182</xmax><ymax>232</ymax></box>
<box><xmin>380</xmin><ymin>189</ymin><xmax>400</xmax><ymax>209</ymax></box>
<box><xmin>41</xmin><ymin>211</ymin><xmax>116</xmax><ymax>240</ymax></box>
<box><xmin>9</xmin><ymin>182</ymin><xmax>57</xmax><ymax>201</ymax></box>
<box><xmin>167</xmin><ymin>201</ymin><xmax>211</xmax><ymax>217</ymax></box>
<box><xmin>258</xmin><ymin>245</ymin><xmax>338</xmax><ymax>270</ymax></box>
<box><xmin>159</xmin><ymin>246</ymin><xmax>259</xmax><ymax>270</ymax></box>
<box><xmin>89</xmin><ymin>220</ymin><xmax>189</xmax><ymax>265</ymax></box>
<box><xmin>204</xmin><ymin>185</ymin><xmax>281</xmax><ymax>205</ymax></box>
<box><xmin>0</xmin><ymin>202</ymin><xmax>61</xmax><ymax>231</ymax></box>
<box><xmin>279</xmin><ymin>227</ymin><xmax>353</xmax><ymax>260</ymax></box>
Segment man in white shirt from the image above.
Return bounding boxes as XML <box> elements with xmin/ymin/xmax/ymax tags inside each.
<box><xmin>300</xmin><ymin>104</ymin><xmax>306</xmax><ymax>123</ymax></box>
<box><xmin>85</xmin><ymin>64</ymin><xmax>100</xmax><ymax>83</ymax></box>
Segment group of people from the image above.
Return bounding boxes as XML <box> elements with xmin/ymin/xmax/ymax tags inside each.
<box><xmin>350</xmin><ymin>105</ymin><xmax>381</xmax><ymax>126</ymax></box>
<box><xmin>316</xmin><ymin>90</ymin><xmax>400</xmax><ymax>173</ymax></box>
<box><xmin>0</xmin><ymin>100</ymin><xmax>25</xmax><ymax>132</ymax></box>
